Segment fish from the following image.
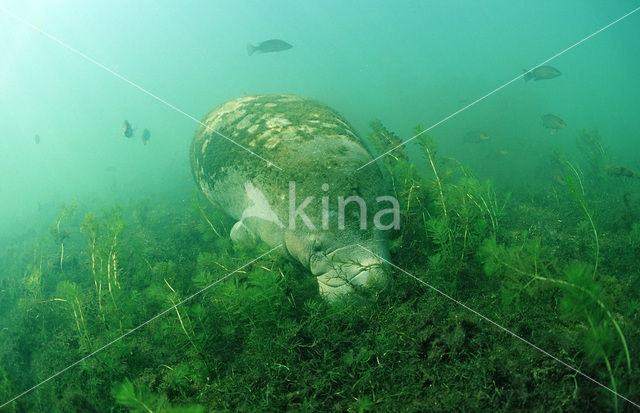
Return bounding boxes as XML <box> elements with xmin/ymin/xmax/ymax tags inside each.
<box><xmin>34</xmin><ymin>134</ymin><xmax>40</xmax><ymax>144</ymax></box>
<box><xmin>606</xmin><ymin>165</ymin><xmax>639</xmax><ymax>179</ymax></box>
<box><xmin>463</xmin><ymin>130</ymin><xmax>491</xmax><ymax>143</ymax></box>
<box><xmin>542</xmin><ymin>114</ymin><xmax>566</xmax><ymax>134</ymax></box>
<box><xmin>247</xmin><ymin>39</ymin><xmax>292</xmax><ymax>56</ymax></box>
<box><xmin>122</xmin><ymin>120</ymin><xmax>134</xmax><ymax>138</ymax></box>
<box><xmin>524</xmin><ymin>65</ymin><xmax>561</xmax><ymax>81</ymax></box>
<box><xmin>142</xmin><ymin>128</ymin><xmax>151</xmax><ymax>145</ymax></box>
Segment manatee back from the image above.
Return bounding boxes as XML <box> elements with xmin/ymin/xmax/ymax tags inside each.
<box><xmin>190</xmin><ymin>94</ymin><xmax>388</xmax><ymax>233</ymax></box>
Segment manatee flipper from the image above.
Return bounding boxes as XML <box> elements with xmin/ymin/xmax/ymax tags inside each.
<box><xmin>230</xmin><ymin>220</ymin><xmax>256</xmax><ymax>245</ymax></box>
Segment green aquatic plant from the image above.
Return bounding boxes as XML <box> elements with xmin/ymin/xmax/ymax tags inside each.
<box><xmin>53</xmin><ymin>280</ymin><xmax>92</xmax><ymax>352</ymax></box>
<box><xmin>480</xmin><ymin>238</ymin><xmax>631</xmax><ymax>410</ymax></box>
<box><xmin>560</xmin><ymin>261</ymin><xmax>633</xmax><ymax>412</ymax></box>
<box><xmin>51</xmin><ymin>200</ymin><xmax>77</xmax><ymax>271</ymax></box>
<box><xmin>564</xmin><ymin>160</ymin><xmax>599</xmax><ymax>279</ymax></box>
<box><xmin>22</xmin><ymin>242</ymin><xmax>45</xmax><ymax>299</ymax></box>
<box><xmin>366</xmin><ymin>119</ymin><xmax>408</xmax><ymax>165</ymax></box>
<box><xmin>163</xmin><ymin>278</ymin><xmax>200</xmax><ymax>353</ymax></box>
<box><xmin>0</xmin><ymin>364</ymin><xmax>15</xmax><ymax>413</ymax></box>
<box><xmin>365</xmin><ymin>121</ymin><xmax>430</xmax><ymax>268</ymax></box>
<box><xmin>414</xmin><ymin>125</ymin><xmax>448</xmax><ymax>222</ymax></box>
<box><xmin>192</xmin><ymin>191</ymin><xmax>224</xmax><ymax>238</ymax></box>
<box><xmin>103</xmin><ymin>205</ymin><xmax>126</xmax><ymax>291</ymax></box>
<box><xmin>481</xmin><ymin>238</ymin><xmax>629</xmax><ymax>366</ymax></box>
<box><xmin>364</xmin><ymin>121</ymin><xmax>509</xmax><ymax>293</ymax></box>
<box><xmin>629</xmin><ymin>222</ymin><xmax>640</xmax><ymax>251</ymax></box>
<box><xmin>112</xmin><ymin>378</ymin><xmax>204</xmax><ymax>413</ymax></box>
<box><xmin>3</xmin><ymin>118</ymin><xmax>640</xmax><ymax>411</ymax></box>
<box><xmin>80</xmin><ymin>212</ymin><xmax>100</xmax><ymax>291</ymax></box>
<box><xmin>79</xmin><ymin>205</ymin><xmax>127</xmax><ymax>315</ymax></box>
<box><xmin>410</xmin><ymin>128</ymin><xmax>508</xmax><ymax>287</ymax></box>
<box><xmin>576</xmin><ymin>128</ymin><xmax>609</xmax><ymax>180</ymax></box>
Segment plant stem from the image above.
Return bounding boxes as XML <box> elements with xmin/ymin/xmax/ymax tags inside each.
<box><xmin>165</xmin><ymin>279</ymin><xmax>199</xmax><ymax>352</ymax></box>
<box><xmin>565</xmin><ymin>161</ymin><xmax>599</xmax><ymax>279</ymax></box>
<box><xmin>197</xmin><ymin>197</ymin><xmax>222</xmax><ymax>237</ymax></box>
<box><xmin>580</xmin><ymin>202</ymin><xmax>600</xmax><ymax>280</ymax></box>
<box><xmin>59</xmin><ymin>242</ymin><xmax>64</xmax><ymax>271</ymax></box>
<box><xmin>425</xmin><ymin>146</ymin><xmax>447</xmax><ymax>218</ymax></box>
<box><xmin>586</xmin><ymin>311</ymin><xmax>618</xmax><ymax>413</ymax></box>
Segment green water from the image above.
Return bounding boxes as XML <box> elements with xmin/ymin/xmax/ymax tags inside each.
<box><xmin>1</xmin><ymin>1</ymin><xmax>639</xmax><ymax>411</ymax></box>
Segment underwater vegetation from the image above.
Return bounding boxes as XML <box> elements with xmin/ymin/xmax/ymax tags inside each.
<box><xmin>0</xmin><ymin>122</ymin><xmax>639</xmax><ymax>412</ymax></box>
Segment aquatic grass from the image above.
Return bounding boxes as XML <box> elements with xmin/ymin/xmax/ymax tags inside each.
<box><xmin>585</xmin><ymin>310</ymin><xmax>619</xmax><ymax>412</ymax></box>
<box><xmin>480</xmin><ymin>237</ymin><xmax>631</xmax><ymax>410</ymax></box>
<box><xmin>164</xmin><ymin>278</ymin><xmax>200</xmax><ymax>353</ymax></box>
<box><xmin>465</xmin><ymin>179</ymin><xmax>508</xmax><ymax>237</ymax></box>
<box><xmin>51</xmin><ymin>201</ymin><xmax>77</xmax><ymax>272</ymax></box>
<box><xmin>576</xmin><ymin>128</ymin><xmax>609</xmax><ymax>179</ymax></box>
<box><xmin>414</xmin><ymin>125</ymin><xmax>448</xmax><ymax>221</ymax></box>
<box><xmin>366</xmin><ymin>121</ymin><xmax>432</xmax><ymax>270</ymax></box>
<box><xmin>2</xmin><ymin>120</ymin><xmax>640</xmax><ymax>411</ymax></box>
<box><xmin>52</xmin><ymin>281</ymin><xmax>92</xmax><ymax>352</ymax></box>
<box><xmin>80</xmin><ymin>213</ymin><xmax>99</xmax><ymax>287</ymax></box>
<box><xmin>629</xmin><ymin>222</ymin><xmax>640</xmax><ymax>250</ymax></box>
<box><xmin>23</xmin><ymin>243</ymin><xmax>45</xmax><ymax>299</ymax></box>
<box><xmin>410</xmin><ymin>132</ymin><xmax>507</xmax><ymax>287</ymax></box>
<box><xmin>103</xmin><ymin>205</ymin><xmax>125</xmax><ymax>292</ymax></box>
<box><xmin>79</xmin><ymin>206</ymin><xmax>127</xmax><ymax>316</ymax></box>
<box><xmin>193</xmin><ymin>191</ymin><xmax>223</xmax><ymax>238</ymax></box>
<box><xmin>482</xmin><ymin>239</ymin><xmax>630</xmax><ymax>370</ymax></box>
<box><xmin>112</xmin><ymin>378</ymin><xmax>205</xmax><ymax>412</ymax></box>
<box><xmin>565</xmin><ymin>160</ymin><xmax>600</xmax><ymax>279</ymax></box>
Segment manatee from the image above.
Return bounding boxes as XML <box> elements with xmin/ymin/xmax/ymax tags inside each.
<box><xmin>190</xmin><ymin>94</ymin><xmax>394</xmax><ymax>301</ymax></box>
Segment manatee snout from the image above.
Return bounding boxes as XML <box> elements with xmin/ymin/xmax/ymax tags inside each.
<box><xmin>286</xmin><ymin>231</ymin><xmax>389</xmax><ymax>301</ymax></box>
<box><xmin>314</xmin><ymin>243</ymin><xmax>389</xmax><ymax>301</ymax></box>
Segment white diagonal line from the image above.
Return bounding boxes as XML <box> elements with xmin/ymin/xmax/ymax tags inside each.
<box><xmin>0</xmin><ymin>245</ymin><xmax>283</xmax><ymax>409</ymax></box>
<box><xmin>356</xmin><ymin>244</ymin><xmax>640</xmax><ymax>409</ymax></box>
<box><xmin>357</xmin><ymin>5</ymin><xmax>640</xmax><ymax>171</ymax></box>
<box><xmin>0</xmin><ymin>6</ymin><xmax>282</xmax><ymax>171</ymax></box>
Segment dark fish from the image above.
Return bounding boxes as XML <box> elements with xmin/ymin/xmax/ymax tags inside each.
<box><xmin>247</xmin><ymin>39</ymin><xmax>292</xmax><ymax>56</ymax></box>
<box><xmin>606</xmin><ymin>165</ymin><xmax>639</xmax><ymax>179</ymax></box>
<box><xmin>542</xmin><ymin>114</ymin><xmax>566</xmax><ymax>134</ymax></box>
<box><xmin>463</xmin><ymin>130</ymin><xmax>491</xmax><ymax>143</ymax></box>
<box><xmin>524</xmin><ymin>65</ymin><xmax>561</xmax><ymax>81</ymax></box>
<box><xmin>142</xmin><ymin>128</ymin><xmax>151</xmax><ymax>145</ymax></box>
<box><xmin>34</xmin><ymin>134</ymin><xmax>40</xmax><ymax>144</ymax></box>
<box><xmin>122</xmin><ymin>120</ymin><xmax>134</xmax><ymax>138</ymax></box>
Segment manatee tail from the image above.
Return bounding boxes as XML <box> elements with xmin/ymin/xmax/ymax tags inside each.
<box><xmin>247</xmin><ymin>43</ymin><xmax>256</xmax><ymax>56</ymax></box>
<box><xmin>523</xmin><ymin>69</ymin><xmax>533</xmax><ymax>82</ymax></box>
